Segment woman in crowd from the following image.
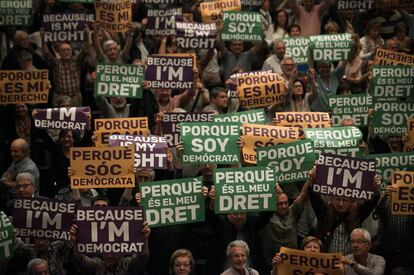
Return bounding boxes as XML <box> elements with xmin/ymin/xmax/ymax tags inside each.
<box><xmin>169</xmin><ymin>249</ymin><xmax>196</xmax><ymax>275</ymax></box>
<box><xmin>265</xmin><ymin>9</ymin><xmax>290</xmax><ymax>45</ymax></box>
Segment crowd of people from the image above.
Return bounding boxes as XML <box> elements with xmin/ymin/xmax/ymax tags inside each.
<box><xmin>0</xmin><ymin>0</ymin><xmax>413</xmax><ymax>274</ymax></box>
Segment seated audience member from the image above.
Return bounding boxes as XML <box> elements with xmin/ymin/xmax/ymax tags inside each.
<box><xmin>27</xmin><ymin>258</ymin><xmax>50</xmax><ymax>275</ymax></box>
<box><xmin>221</xmin><ymin>240</ymin><xmax>259</xmax><ymax>275</ymax></box>
<box><xmin>169</xmin><ymin>249</ymin><xmax>196</xmax><ymax>275</ymax></box>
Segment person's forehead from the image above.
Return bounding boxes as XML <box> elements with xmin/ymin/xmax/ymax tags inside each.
<box><xmin>175</xmin><ymin>255</ymin><xmax>190</xmax><ymax>262</ymax></box>
<box><xmin>17</xmin><ymin>177</ymin><xmax>32</xmax><ymax>184</ymax></box>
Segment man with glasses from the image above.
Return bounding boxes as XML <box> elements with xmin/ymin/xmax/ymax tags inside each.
<box><xmin>341</xmin><ymin>228</ymin><xmax>385</xmax><ymax>275</ymax></box>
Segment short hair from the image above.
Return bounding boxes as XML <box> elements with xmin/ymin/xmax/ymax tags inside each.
<box><xmin>91</xmin><ymin>195</ymin><xmax>110</xmax><ymax>206</ymax></box>
<box><xmin>350</xmin><ymin>228</ymin><xmax>371</xmax><ymax>242</ymax></box>
<box><xmin>17</xmin><ymin>50</ymin><xmax>32</xmax><ymax>64</ymax></box>
<box><xmin>56</xmin><ymin>96</ymin><xmax>71</xmax><ymax>107</ymax></box>
<box><xmin>324</xmin><ymin>20</ymin><xmax>340</xmax><ymax>33</ymax></box>
<box><xmin>169</xmin><ymin>249</ymin><xmax>195</xmax><ymax>274</ymax></box>
<box><xmin>300</xmin><ymin>236</ymin><xmax>324</xmax><ymax>251</ymax></box>
<box><xmin>102</xmin><ymin>40</ymin><xmax>119</xmax><ymax>52</ymax></box>
<box><xmin>14</xmin><ymin>30</ymin><xmax>27</xmax><ymax>41</ymax></box>
<box><xmin>27</xmin><ymin>258</ymin><xmax>48</xmax><ymax>274</ymax></box>
<box><xmin>226</xmin><ymin>240</ymin><xmax>250</xmax><ymax>258</ymax></box>
<box><xmin>364</xmin><ymin>20</ymin><xmax>381</xmax><ymax>35</ymax></box>
<box><xmin>12</xmin><ymin>138</ymin><xmax>30</xmax><ymax>155</ymax></box>
<box><xmin>16</xmin><ymin>172</ymin><xmax>35</xmax><ymax>185</ymax></box>
<box><xmin>282</xmin><ymin>56</ymin><xmax>295</xmax><ymax>65</ymax></box>
<box><xmin>210</xmin><ymin>87</ymin><xmax>227</xmax><ymax>99</ymax></box>
<box><xmin>339</xmin><ymin>117</ymin><xmax>354</xmax><ymax>126</ymax></box>
<box><xmin>288</xmin><ymin>24</ymin><xmax>301</xmax><ymax>33</ymax></box>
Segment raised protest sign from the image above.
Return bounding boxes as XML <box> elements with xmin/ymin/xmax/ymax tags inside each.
<box><xmin>94</xmin><ymin>117</ymin><xmax>149</xmax><ymax>146</ymax></box>
<box><xmin>70</xmin><ymin>145</ymin><xmax>135</xmax><ymax>189</ymax></box>
<box><xmin>162</xmin><ymin>112</ymin><xmax>214</xmax><ymax>147</ymax></box>
<box><xmin>12</xmin><ymin>198</ymin><xmax>75</xmax><ymax>241</ymax></box>
<box><xmin>140</xmin><ymin>177</ymin><xmax>205</xmax><ymax>227</ymax></box>
<box><xmin>42</xmin><ymin>13</ymin><xmax>94</xmax><ymax>42</ymax></box>
<box><xmin>181</xmin><ymin>121</ymin><xmax>240</xmax><ymax>164</ymax></box>
<box><xmin>278</xmin><ymin>247</ymin><xmax>343</xmax><ymax>275</ymax></box>
<box><xmin>241</xmin><ymin>123</ymin><xmax>299</xmax><ymax>164</ymax></box>
<box><xmin>95</xmin><ymin>0</ymin><xmax>131</xmax><ymax>32</ymax></box>
<box><xmin>76</xmin><ymin>206</ymin><xmax>145</xmax><ymax>255</ymax></box>
<box><xmin>365</xmin><ymin>152</ymin><xmax>414</xmax><ymax>190</ymax></box>
<box><xmin>374</xmin><ymin>48</ymin><xmax>414</xmax><ymax>66</ymax></box>
<box><xmin>391</xmin><ymin>170</ymin><xmax>414</xmax><ymax>215</ymax></box>
<box><xmin>372</xmin><ymin>101</ymin><xmax>414</xmax><ymax>136</ymax></box>
<box><xmin>33</xmin><ymin>107</ymin><xmax>90</xmax><ymax>130</ymax></box>
<box><xmin>273</xmin><ymin>112</ymin><xmax>331</xmax><ymax>131</ymax></box>
<box><xmin>95</xmin><ymin>63</ymin><xmax>144</xmax><ymax>98</ymax></box>
<box><xmin>220</xmin><ymin>11</ymin><xmax>262</xmax><ymax>41</ymax></box>
<box><xmin>314</xmin><ymin>153</ymin><xmax>376</xmax><ymax>200</ymax></box>
<box><xmin>369</xmin><ymin>65</ymin><xmax>414</xmax><ymax>101</ymax></box>
<box><xmin>0</xmin><ymin>70</ymin><xmax>49</xmax><ymax>104</ymax></box>
<box><xmin>0</xmin><ymin>211</ymin><xmax>13</xmax><ymax>261</ymax></box>
<box><xmin>328</xmin><ymin>94</ymin><xmax>372</xmax><ymax>127</ymax></box>
<box><xmin>337</xmin><ymin>0</ymin><xmax>374</xmax><ymax>10</ymax></box>
<box><xmin>213</xmin><ymin>109</ymin><xmax>267</xmax><ymax>125</ymax></box>
<box><xmin>237</xmin><ymin>72</ymin><xmax>286</xmax><ymax>108</ymax></box>
<box><xmin>404</xmin><ymin>118</ymin><xmax>414</xmax><ymax>152</ymax></box>
<box><xmin>228</xmin><ymin>70</ymin><xmax>272</xmax><ymax>98</ymax></box>
<box><xmin>108</xmin><ymin>135</ymin><xmax>168</xmax><ymax>169</ymax></box>
<box><xmin>257</xmin><ymin>140</ymin><xmax>316</xmax><ymax>183</ymax></box>
<box><xmin>145</xmin><ymin>8</ymin><xmax>182</xmax><ymax>37</ymax></box>
<box><xmin>0</xmin><ymin>0</ymin><xmax>32</xmax><ymax>26</ymax></box>
<box><xmin>309</xmin><ymin>33</ymin><xmax>354</xmax><ymax>62</ymax></box>
<box><xmin>284</xmin><ymin>36</ymin><xmax>310</xmax><ymax>64</ymax></box>
<box><xmin>146</xmin><ymin>54</ymin><xmax>194</xmax><ymax>90</ymax></box>
<box><xmin>304</xmin><ymin>126</ymin><xmax>363</xmax><ymax>157</ymax></box>
<box><xmin>176</xmin><ymin>21</ymin><xmax>217</xmax><ymax>49</ymax></box>
<box><xmin>200</xmin><ymin>0</ymin><xmax>241</xmax><ymax>23</ymax></box>
<box><xmin>214</xmin><ymin>166</ymin><xmax>276</xmax><ymax>213</ymax></box>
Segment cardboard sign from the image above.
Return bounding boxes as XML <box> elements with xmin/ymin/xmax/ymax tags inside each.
<box><xmin>337</xmin><ymin>0</ymin><xmax>374</xmax><ymax>10</ymax></box>
<box><xmin>372</xmin><ymin>101</ymin><xmax>414</xmax><ymax>136</ymax></box>
<box><xmin>94</xmin><ymin>117</ymin><xmax>149</xmax><ymax>146</ymax></box>
<box><xmin>33</xmin><ymin>107</ymin><xmax>90</xmax><ymax>130</ymax></box>
<box><xmin>181</xmin><ymin>121</ymin><xmax>240</xmax><ymax>164</ymax></box>
<box><xmin>228</xmin><ymin>70</ymin><xmax>272</xmax><ymax>98</ymax></box>
<box><xmin>273</xmin><ymin>112</ymin><xmax>331</xmax><ymax>131</ymax></box>
<box><xmin>284</xmin><ymin>36</ymin><xmax>310</xmax><ymax>64</ymax></box>
<box><xmin>140</xmin><ymin>177</ymin><xmax>205</xmax><ymax>227</ymax></box>
<box><xmin>328</xmin><ymin>95</ymin><xmax>372</xmax><ymax>127</ymax></box>
<box><xmin>213</xmin><ymin>166</ymin><xmax>277</xmax><ymax>213</ymax></box>
<box><xmin>278</xmin><ymin>247</ymin><xmax>343</xmax><ymax>275</ymax></box>
<box><xmin>0</xmin><ymin>0</ymin><xmax>32</xmax><ymax>26</ymax></box>
<box><xmin>241</xmin><ymin>123</ymin><xmax>299</xmax><ymax>164</ymax></box>
<box><xmin>95</xmin><ymin>0</ymin><xmax>132</xmax><ymax>32</ymax></box>
<box><xmin>0</xmin><ymin>211</ymin><xmax>13</xmax><ymax>261</ymax></box>
<box><xmin>213</xmin><ymin>109</ymin><xmax>267</xmax><ymax>125</ymax></box>
<box><xmin>200</xmin><ymin>0</ymin><xmax>241</xmax><ymax>23</ymax></box>
<box><xmin>257</xmin><ymin>140</ymin><xmax>316</xmax><ymax>183</ymax></box>
<box><xmin>42</xmin><ymin>13</ymin><xmax>94</xmax><ymax>42</ymax></box>
<box><xmin>237</xmin><ymin>72</ymin><xmax>286</xmax><ymax>108</ymax></box>
<box><xmin>220</xmin><ymin>11</ymin><xmax>262</xmax><ymax>41</ymax></box>
<box><xmin>146</xmin><ymin>54</ymin><xmax>194</xmax><ymax>90</ymax></box>
<box><xmin>309</xmin><ymin>33</ymin><xmax>354</xmax><ymax>62</ymax></box>
<box><xmin>314</xmin><ymin>153</ymin><xmax>376</xmax><ymax>200</ymax></box>
<box><xmin>374</xmin><ymin>48</ymin><xmax>414</xmax><ymax>66</ymax></box>
<box><xmin>145</xmin><ymin>8</ymin><xmax>182</xmax><ymax>37</ymax></box>
<box><xmin>404</xmin><ymin>118</ymin><xmax>414</xmax><ymax>152</ymax></box>
<box><xmin>176</xmin><ymin>21</ymin><xmax>217</xmax><ymax>49</ymax></box>
<box><xmin>369</xmin><ymin>65</ymin><xmax>414</xmax><ymax>101</ymax></box>
<box><xmin>76</xmin><ymin>207</ymin><xmax>145</xmax><ymax>255</ymax></box>
<box><xmin>304</xmin><ymin>126</ymin><xmax>362</xmax><ymax>157</ymax></box>
<box><xmin>95</xmin><ymin>64</ymin><xmax>144</xmax><ymax>98</ymax></box>
<box><xmin>162</xmin><ymin>112</ymin><xmax>214</xmax><ymax>147</ymax></box>
<box><xmin>12</xmin><ymin>198</ymin><xmax>75</xmax><ymax>241</ymax></box>
<box><xmin>0</xmin><ymin>70</ymin><xmax>49</xmax><ymax>104</ymax></box>
<box><xmin>108</xmin><ymin>135</ymin><xmax>168</xmax><ymax>169</ymax></box>
<box><xmin>70</xmin><ymin>145</ymin><xmax>135</xmax><ymax>189</ymax></box>
<box><xmin>391</xmin><ymin>171</ymin><xmax>414</xmax><ymax>215</ymax></box>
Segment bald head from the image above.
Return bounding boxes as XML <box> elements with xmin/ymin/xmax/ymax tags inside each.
<box><xmin>11</xmin><ymin>139</ymin><xmax>30</xmax><ymax>162</ymax></box>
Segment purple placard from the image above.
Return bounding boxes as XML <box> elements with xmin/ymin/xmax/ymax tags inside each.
<box><xmin>12</xmin><ymin>198</ymin><xmax>75</xmax><ymax>241</ymax></box>
<box><xmin>314</xmin><ymin>153</ymin><xmax>376</xmax><ymax>200</ymax></box>
<box><xmin>162</xmin><ymin>112</ymin><xmax>214</xmax><ymax>147</ymax></box>
<box><xmin>176</xmin><ymin>21</ymin><xmax>217</xmax><ymax>49</ymax></box>
<box><xmin>33</xmin><ymin>107</ymin><xmax>91</xmax><ymax>130</ymax></box>
<box><xmin>145</xmin><ymin>8</ymin><xmax>182</xmax><ymax>37</ymax></box>
<box><xmin>145</xmin><ymin>54</ymin><xmax>194</xmax><ymax>90</ymax></box>
<box><xmin>76</xmin><ymin>206</ymin><xmax>145</xmax><ymax>256</ymax></box>
<box><xmin>108</xmin><ymin>135</ymin><xmax>168</xmax><ymax>169</ymax></box>
<box><xmin>42</xmin><ymin>12</ymin><xmax>95</xmax><ymax>42</ymax></box>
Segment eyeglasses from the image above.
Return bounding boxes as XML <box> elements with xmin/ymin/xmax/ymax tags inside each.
<box><xmin>351</xmin><ymin>240</ymin><xmax>368</xmax><ymax>244</ymax></box>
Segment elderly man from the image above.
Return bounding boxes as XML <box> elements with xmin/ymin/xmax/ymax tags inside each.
<box><xmin>262</xmin><ymin>40</ymin><xmax>286</xmax><ymax>75</ymax></box>
<box><xmin>221</xmin><ymin>240</ymin><xmax>259</xmax><ymax>275</ymax></box>
<box><xmin>341</xmin><ymin>228</ymin><xmax>385</xmax><ymax>275</ymax></box>
<box><xmin>202</xmin><ymin>87</ymin><xmax>228</xmax><ymax>115</ymax></box>
<box><xmin>27</xmin><ymin>258</ymin><xmax>50</xmax><ymax>275</ymax></box>
<box><xmin>15</xmin><ymin>172</ymin><xmax>36</xmax><ymax>198</ymax></box>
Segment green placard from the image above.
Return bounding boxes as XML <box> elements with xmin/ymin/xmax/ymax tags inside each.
<box><xmin>0</xmin><ymin>211</ymin><xmax>13</xmax><ymax>261</ymax></box>
<box><xmin>257</xmin><ymin>140</ymin><xmax>316</xmax><ymax>183</ymax></box>
<box><xmin>284</xmin><ymin>36</ymin><xmax>310</xmax><ymax>64</ymax></box>
<box><xmin>181</xmin><ymin>121</ymin><xmax>241</xmax><ymax>164</ymax></box>
<box><xmin>213</xmin><ymin>109</ymin><xmax>267</xmax><ymax>125</ymax></box>
<box><xmin>328</xmin><ymin>94</ymin><xmax>373</xmax><ymax>127</ymax></box>
<box><xmin>309</xmin><ymin>33</ymin><xmax>354</xmax><ymax>62</ymax></box>
<box><xmin>0</xmin><ymin>0</ymin><xmax>32</xmax><ymax>26</ymax></box>
<box><xmin>365</xmin><ymin>152</ymin><xmax>414</xmax><ymax>190</ymax></box>
<box><xmin>304</xmin><ymin>126</ymin><xmax>362</xmax><ymax>157</ymax></box>
<box><xmin>369</xmin><ymin>65</ymin><xmax>414</xmax><ymax>101</ymax></box>
<box><xmin>220</xmin><ymin>11</ymin><xmax>262</xmax><ymax>41</ymax></box>
<box><xmin>95</xmin><ymin>63</ymin><xmax>145</xmax><ymax>98</ymax></box>
<box><xmin>372</xmin><ymin>101</ymin><xmax>414</xmax><ymax>136</ymax></box>
<box><xmin>140</xmin><ymin>177</ymin><xmax>205</xmax><ymax>227</ymax></box>
<box><xmin>213</xmin><ymin>166</ymin><xmax>277</xmax><ymax>213</ymax></box>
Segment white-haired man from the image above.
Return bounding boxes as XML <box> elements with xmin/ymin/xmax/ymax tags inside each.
<box><xmin>27</xmin><ymin>258</ymin><xmax>50</xmax><ymax>275</ymax></box>
<box><xmin>221</xmin><ymin>240</ymin><xmax>259</xmax><ymax>275</ymax></box>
